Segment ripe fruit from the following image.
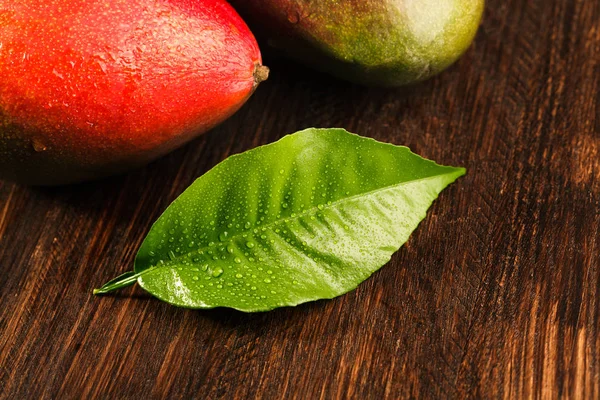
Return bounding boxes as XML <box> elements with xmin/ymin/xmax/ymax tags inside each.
<box><xmin>229</xmin><ymin>0</ymin><xmax>484</xmax><ymax>86</ymax></box>
<box><xmin>0</xmin><ymin>0</ymin><xmax>268</xmax><ymax>185</ymax></box>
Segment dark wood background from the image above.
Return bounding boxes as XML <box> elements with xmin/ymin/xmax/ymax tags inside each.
<box><xmin>1</xmin><ymin>0</ymin><xmax>598</xmax><ymax>398</ymax></box>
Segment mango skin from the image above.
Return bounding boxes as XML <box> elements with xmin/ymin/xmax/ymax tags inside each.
<box><xmin>0</xmin><ymin>0</ymin><xmax>266</xmax><ymax>185</ymax></box>
<box><xmin>229</xmin><ymin>0</ymin><xmax>484</xmax><ymax>86</ymax></box>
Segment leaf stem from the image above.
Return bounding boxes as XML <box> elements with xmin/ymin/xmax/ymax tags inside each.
<box><xmin>93</xmin><ymin>271</ymin><xmax>142</xmax><ymax>295</ymax></box>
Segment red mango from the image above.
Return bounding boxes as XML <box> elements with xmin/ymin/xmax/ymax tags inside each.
<box><xmin>0</xmin><ymin>0</ymin><xmax>268</xmax><ymax>185</ymax></box>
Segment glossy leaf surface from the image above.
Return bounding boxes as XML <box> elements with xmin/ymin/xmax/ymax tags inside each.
<box><xmin>95</xmin><ymin>128</ymin><xmax>465</xmax><ymax>311</ymax></box>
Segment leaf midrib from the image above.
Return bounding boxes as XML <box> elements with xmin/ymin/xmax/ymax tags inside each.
<box><xmin>135</xmin><ymin>168</ymin><xmax>462</xmax><ymax>280</ymax></box>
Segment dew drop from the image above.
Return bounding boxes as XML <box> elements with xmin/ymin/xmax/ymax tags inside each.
<box><xmin>287</xmin><ymin>10</ymin><xmax>300</xmax><ymax>24</ymax></box>
<box><xmin>192</xmin><ymin>276</ymin><xmax>199</xmax><ymax>281</ymax></box>
<box><xmin>212</xmin><ymin>268</ymin><xmax>224</xmax><ymax>278</ymax></box>
<box><xmin>235</xmin><ymin>273</ymin><xmax>243</xmax><ymax>279</ymax></box>
<box><xmin>264</xmin><ymin>278</ymin><xmax>271</xmax><ymax>283</ymax></box>
<box><xmin>32</xmin><ymin>138</ymin><xmax>48</xmax><ymax>152</ymax></box>
<box><xmin>246</xmin><ymin>241</ymin><xmax>255</xmax><ymax>249</ymax></box>
<box><xmin>219</xmin><ymin>231</ymin><xmax>229</xmax><ymax>241</ymax></box>
<box><xmin>234</xmin><ymin>257</ymin><xmax>242</xmax><ymax>264</ymax></box>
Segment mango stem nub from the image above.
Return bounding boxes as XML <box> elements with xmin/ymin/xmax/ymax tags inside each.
<box><xmin>253</xmin><ymin>64</ymin><xmax>270</xmax><ymax>85</ymax></box>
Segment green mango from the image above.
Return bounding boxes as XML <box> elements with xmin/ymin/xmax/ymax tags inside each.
<box><xmin>229</xmin><ymin>0</ymin><xmax>484</xmax><ymax>86</ymax></box>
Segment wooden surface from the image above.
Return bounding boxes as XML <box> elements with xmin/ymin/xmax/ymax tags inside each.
<box><xmin>1</xmin><ymin>0</ymin><xmax>599</xmax><ymax>398</ymax></box>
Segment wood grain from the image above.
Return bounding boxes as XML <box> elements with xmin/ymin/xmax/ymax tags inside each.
<box><xmin>1</xmin><ymin>0</ymin><xmax>599</xmax><ymax>398</ymax></box>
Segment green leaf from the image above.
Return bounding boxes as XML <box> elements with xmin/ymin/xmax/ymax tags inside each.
<box><xmin>95</xmin><ymin>128</ymin><xmax>465</xmax><ymax>312</ymax></box>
